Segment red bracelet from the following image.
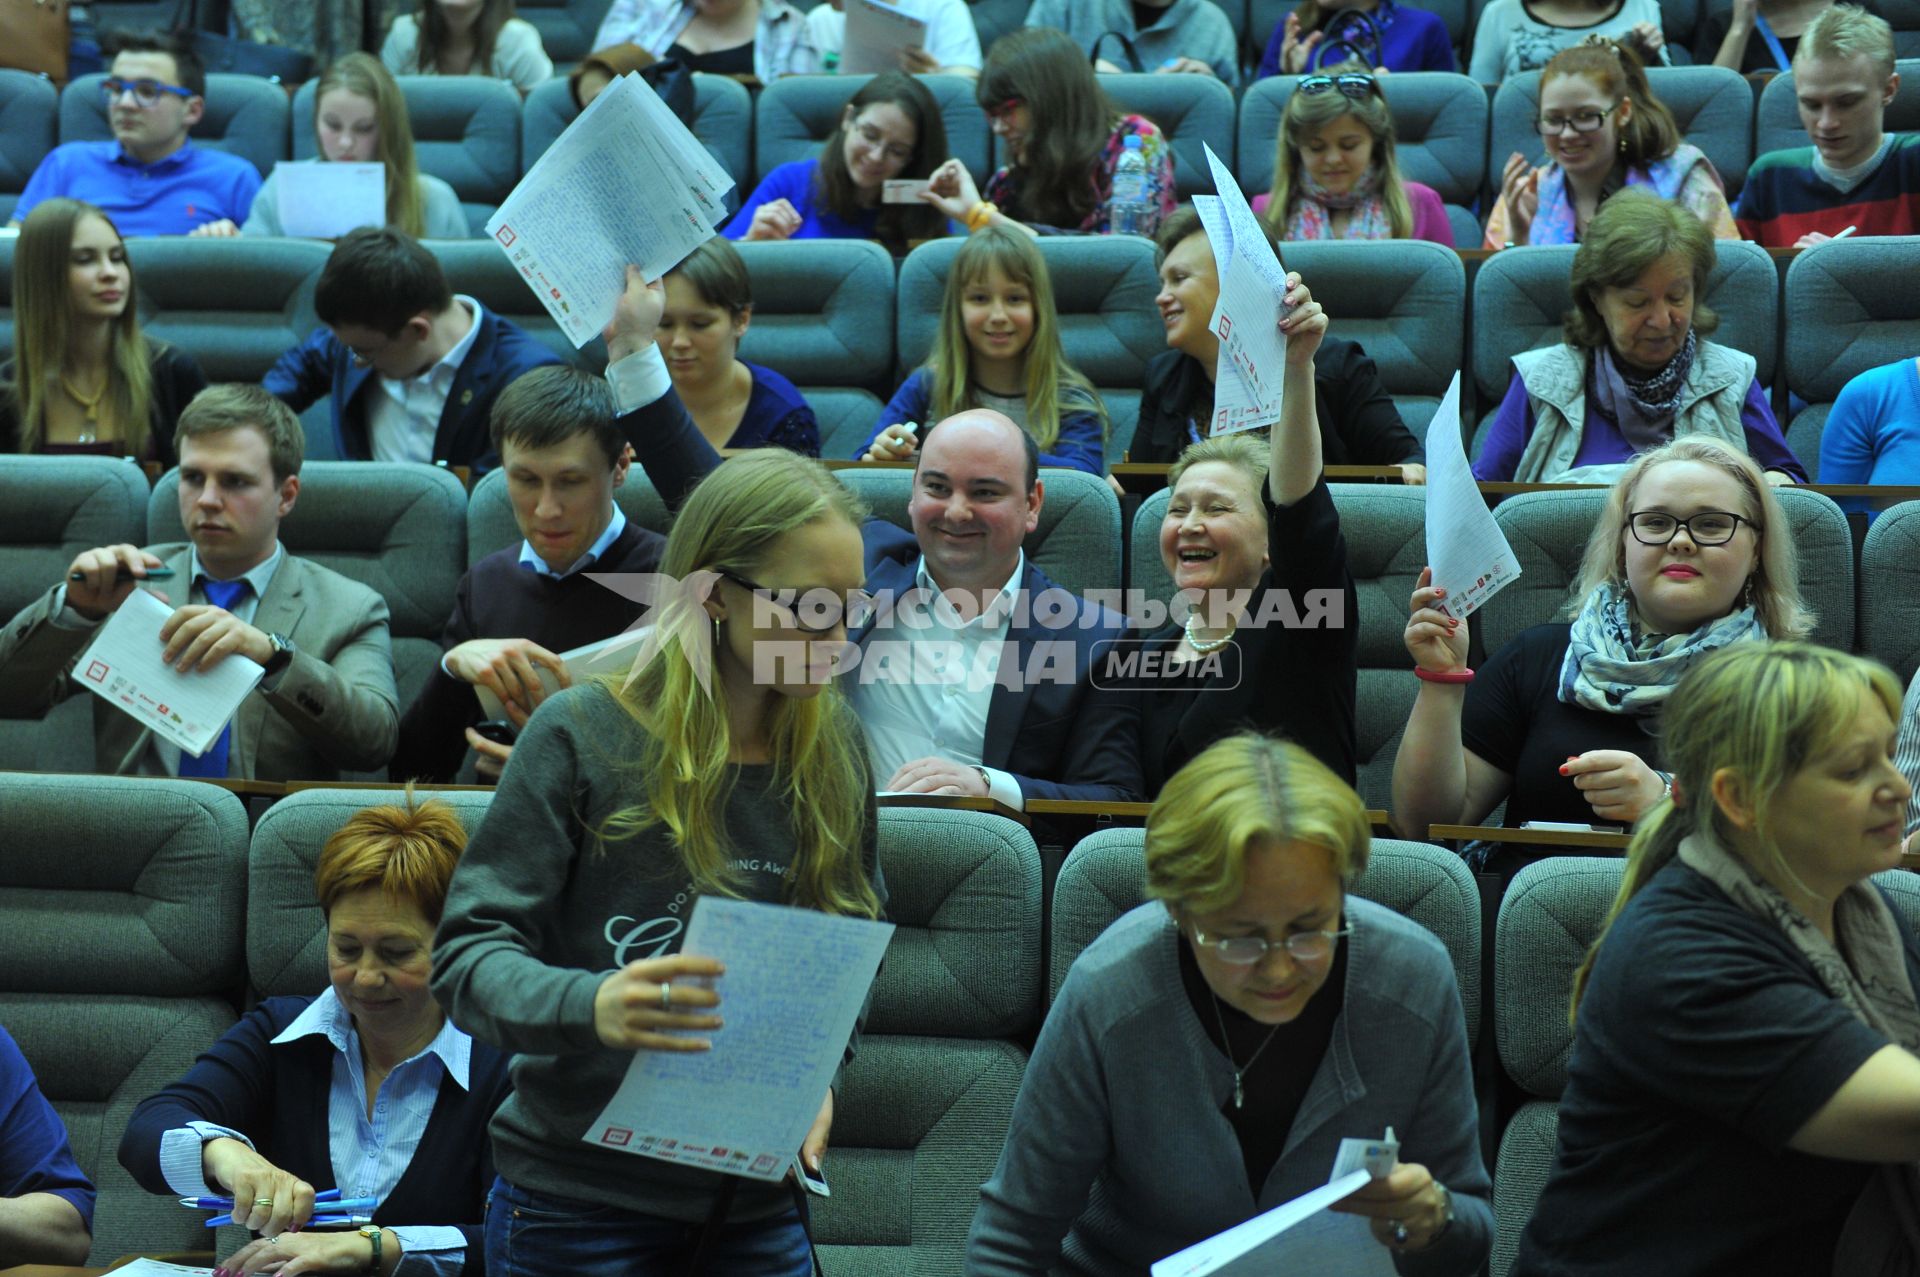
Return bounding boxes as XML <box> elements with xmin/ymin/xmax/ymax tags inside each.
<box><xmin>1414</xmin><ymin>666</ymin><xmax>1475</xmax><ymax>684</ymax></box>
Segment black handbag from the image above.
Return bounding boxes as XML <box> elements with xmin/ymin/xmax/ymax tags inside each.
<box><xmin>640</xmin><ymin>57</ymin><xmax>695</xmax><ymax>129</ymax></box>
<box><xmin>171</xmin><ymin>0</ymin><xmax>313</xmax><ymax>83</ymax></box>
<box><xmin>1308</xmin><ymin>7</ymin><xmax>1384</xmax><ymax>71</ymax></box>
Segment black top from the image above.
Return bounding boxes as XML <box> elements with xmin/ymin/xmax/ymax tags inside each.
<box><xmin>1514</xmin><ymin>861</ymin><xmax>1919</xmax><ymax>1276</ymax></box>
<box><xmin>0</xmin><ymin>343</ymin><xmax>207</xmax><ymax>466</ymax></box>
<box><xmin>1131</xmin><ymin>1</ymin><xmax>1169</xmax><ymax>30</ymax></box>
<box><xmin>1689</xmin><ymin>3</ymin><xmax>1882</xmax><ymax>74</ymax></box>
<box><xmin>1177</xmin><ymin>931</ymin><xmax>1348</xmax><ymax>1193</ymax></box>
<box><xmin>1129</xmin><ymin>338</ymin><xmax>1424</xmax><ymax>467</ymax></box>
<box><xmin>667</xmin><ymin>40</ymin><xmax>755</xmax><ymax>76</ymax></box>
<box><xmin>1119</xmin><ymin>478</ymin><xmax>1359</xmax><ymax>795</ymax></box>
<box><xmin>1461</xmin><ymin>622</ymin><xmax>1661</xmax><ymax>879</ymax></box>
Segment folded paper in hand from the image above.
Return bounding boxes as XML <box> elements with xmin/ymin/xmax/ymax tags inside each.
<box><xmin>472</xmin><ymin>628</ymin><xmax>652</xmax><ymax>722</ymax></box>
<box><xmin>73</xmin><ymin>588</ymin><xmax>263</xmax><ymax>757</ymax></box>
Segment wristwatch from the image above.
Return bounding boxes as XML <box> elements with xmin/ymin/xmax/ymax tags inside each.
<box><xmin>973</xmin><ymin>765</ymin><xmax>992</xmax><ymax>794</ymax></box>
<box><xmin>263</xmin><ymin>632</ymin><xmax>296</xmax><ymax>677</ymax></box>
<box><xmin>358</xmin><ymin>1224</ymin><xmax>382</xmax><ymax>1272</ymax></box>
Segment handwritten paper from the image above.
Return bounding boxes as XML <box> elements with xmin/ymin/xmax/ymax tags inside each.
<box><xmin>73</xmin><ymin>588</ymin><xmax>263</xmax><ymax>757</ymax></box>
<box><xmin>472</xmin><ymin>628</ymin><xmax>652</xmax><ymax>722</ymax></box>
<box><xmin>842</xmin><ymin>0</ymin><xmax>928</xmax><ymax>73</ymax></box>
<box><xmin>1425</xmin><ymin>371</ymin><xmax>1521</xmax><ymax>620</ymax></box>
<box><xmin>487</xmin><ymin>72</ymin><xmax>735</xmax><ymax>347</ymax></box>
<box><xmin>273</xmin><ymin>161</ymin><xmax>384</xmax><ymax>238</ymax></box>
<box><xmin>1151</xmin><ymin>1169</ymin><xmax>1372</xmax><ymax>1276</ymax></box>
<box><xmin>1191</xmin><ymin>196</ymin><xmax>1279</xmax><ymax>435</ymax></box>
<box><xmin>582</xmin><ymin>897</ymin><xmax>894</xmax><ymax>1181</ymax></box>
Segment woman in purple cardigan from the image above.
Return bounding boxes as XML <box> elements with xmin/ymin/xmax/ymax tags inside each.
<box><xmin>1252</xmin><ymin>72</ymin><xmax>1454</xmax><ymax>246</ymax></box>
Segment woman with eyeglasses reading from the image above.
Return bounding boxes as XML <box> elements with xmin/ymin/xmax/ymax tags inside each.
<box><xmin>1253</xmin><ymin>71</ymin><xmax>1454</xmax><ymax>244</ymax></box>
<box><xmin>919</xmin><ymin>27</ymin><xmax>1176</xmax><ymax>238</ymax></box>
<box><xmin>433</xmin><ymin>269</ymin><xmax>885</xmax><ymax>1271</ymax></box>
<box><xmin>721</xmin><ymin>72</ymin><xmax>948</xmax><ymax>250</ymax></box>
<box><xmin>1473</xmin><ymin>191</ymin><xmax>1802</xmax><ymax>485</ymax></box>
<box><xmin>1485</xmin><ymin>38</ymin><xmax>1735</xmax><ymax>247</ymax></box>
<box><xmin>1391</xmin><ymin>436</ymin><xmax>1811</xmax><ymax>888</ymax></box>
<box><xmin>966</xmin><ymin>732</ymin><xmax>1492</xmax><ymax>1274</ymax></box>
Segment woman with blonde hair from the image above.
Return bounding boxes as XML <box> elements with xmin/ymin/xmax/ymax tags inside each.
<box><xmin>1486</xmin><ymin>37</ymin><xmax>1735</xmax><ymax>247</ymax></box>
<box><xmin>1254</xmin><ymin>70</ymin><xmax>1453</xmax><ymax>245</ymax></box>
<box><xmin>859</xmin><ymin>226</ymin><xmax>1107</xmax><ymax>474</ymax></box>
<box><xmin>222</xmin><ymin>53</ymin><xmax>469</xmax><ymax>240</ymax></box>
<box><xmin>968</xmin><ymin>733</ymin><xmax>1491</xmax><ymax>1273</ymax></box>
<box><xmin>1393</xmin><ymin>435</ymin><xmax>1812</xmax><ymax>886</ymax></box>
<box><xmin>433</xmin><ymin>435</ymin><xmax>885</xmax><ymax>1273</ymax></box>
<box><xmin>1516</xmin><ymin>643</ymin><xmax>1920</xmax><ymax>1273</ymax></box>
<box><xmin>0</xmin><ymin>199</ymin><xmax>205</xmax><ymax>462</ymax></box>
<box><xmin>121</xmin><ymin>790</ymin><xmax>510</xmax><ymax>1276</ymax></box>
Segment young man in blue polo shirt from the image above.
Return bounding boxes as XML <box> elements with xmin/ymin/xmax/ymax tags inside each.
<box><xmin>11</xmin><ymin>34</ymin><xmax>261</xmax><ymax>237</ymax></box>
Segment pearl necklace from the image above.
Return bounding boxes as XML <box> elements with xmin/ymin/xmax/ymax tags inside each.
<box><xmin>1184</xmin><ymin>613</ymin><xmax>1236</xmax><ymax>653</ymax></box>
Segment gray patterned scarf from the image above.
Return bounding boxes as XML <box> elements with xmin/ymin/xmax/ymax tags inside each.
<box><xmin>1559</xmin><ymin>582</ymin><xmax>1765</xmax><ymax>716</ymax></box>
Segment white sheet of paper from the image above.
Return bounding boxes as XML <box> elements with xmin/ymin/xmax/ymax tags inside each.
<box><xmin>1199</xmin><ymin>147</ymin><xmax>1291</xmax><ymax>424</ymax></box>
<box><xmin>108</xmin><ymin>1262</ymin><xmax>217</xmax><ymax>1277</ymax></box>
<box><xmin>72</xmin><ymin>588</ymin><xmax>264</xmax><ymax>757</ymax></box>
<box><xmin>841</xmin><ymin>0</ymin><xmax>928</xmax><ymax>73</ymax></box>
<box><xmin>487</xmin><ymin>72</ymin><xmax>735</xmax><ymax>347</ymax></box>
<box><xmin>472</xmin><ymin>627</ymin><xmax>652</xmax><ymax>722</ymax></box>
<box><xmin>1330</xmin><ymin>1129</ymin><xmax>1399</xmax><ymax>1181</ymax></box>
<box><xmin>582</xmin><ymin>897</ymin><xmax>894</xmax><ymax>1181</ymax></box>
<box><xmin>1151</xmin><ymin>1168</ymin><xmax>1373</xmax><ymax>1276</ymax></box>
<box><xmin>1424</xmin><ymin>371</ymin><xmax>1521</xmax><ymax>620</ymax></box>
<box><xmin>1191</xmin><ymin>196</ymin><xmax>1280</xmax><ymax>436</ymax></box>
<box><xmin>273</xmin><ymin>161</ymin><xmax>384</xmax><ymax>238</ymax></box>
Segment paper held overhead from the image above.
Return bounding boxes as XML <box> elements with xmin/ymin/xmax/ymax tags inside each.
<box><xmin>1194</xmin><ymin>144</ymin><xmax>1295</xmax><ymax>436</ymax></box>
<box><xmin>1423</xmin><ymin>371</ymin><xmax>1520</xmax><ymax>620</ymax></box>
<box><xmin>486</xmin><ymin>71</ymin><xmax>735</xmax><ymax>347</ymax></box>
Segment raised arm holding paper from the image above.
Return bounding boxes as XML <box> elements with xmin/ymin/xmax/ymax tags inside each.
<box><xmin>0</xmin><ymin>385</ymin><xmax>399</xmax><ymax>782</ymax></box>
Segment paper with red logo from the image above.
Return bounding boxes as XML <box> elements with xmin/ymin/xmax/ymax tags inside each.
<box><xmin>73</xmin><ymin>587</ymin><xmax>263</xmax><ymax>757</ymax></box>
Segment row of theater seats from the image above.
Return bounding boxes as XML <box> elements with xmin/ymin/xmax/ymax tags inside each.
<box><xmin>7</xmin><ymin>769</ymin><xmax>1918</xmax><ymax>1276</ymax></box>
<box><xmin>8</xmin><ymin>453</ymin><xmax>1920</xmax><ymax>809</ymax></box>
<box><xmin>7</xmin><ymin>61</ymin><xmax>1919</xmax><ymax>242</ymax></box>
<box><xmin>2</xmin><ymin>231</ymin><xmax>1916</xmax><ymax>470</ymax></box>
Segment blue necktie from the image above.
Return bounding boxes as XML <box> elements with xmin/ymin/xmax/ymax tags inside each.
<box><xmin>176</xmin><ymin>577</ymin><xmax>253</xmax><ymax>779</ymax></box>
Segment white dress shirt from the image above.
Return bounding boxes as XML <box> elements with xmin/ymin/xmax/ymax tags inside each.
<box><xmin>368</xmin><ymin>295</ymin><xmax>485</xmax><ymax>465</ymax></box>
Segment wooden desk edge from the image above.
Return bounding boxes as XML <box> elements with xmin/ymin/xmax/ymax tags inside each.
<box><xmin>1429</xmin><ymin>823</ymin><xmax>1630</xmax><ymax>849</ymax></box>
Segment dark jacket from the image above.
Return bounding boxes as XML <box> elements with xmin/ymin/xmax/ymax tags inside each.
<box><xmin>1</xmin><ymin>343</ymin><xmax>207</xmax><ymax>465</ymax></box>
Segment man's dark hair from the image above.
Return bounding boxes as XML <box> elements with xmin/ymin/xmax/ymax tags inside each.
<box><xmin>104</xmin><ymin>30</ymin><xmax>204</xmax><ymax>97</ymax></box>
<box><xmin>916</xmin><ymin>413</ymin><xmax>1042</xmax><ymax>493</ymax></box>
<box><xmin>314</xmin><ymin>227</ymin><xmax>454</xmax><ymax>335</ymax></box>
<box><xmin>489</xmin><ymin>366</ymin><xmax>623</xmax><ymax>468</ymax></box>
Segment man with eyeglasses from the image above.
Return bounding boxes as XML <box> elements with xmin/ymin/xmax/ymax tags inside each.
<box><xmin>10</xmin><ymin>34</ymin><xmax>260</xmax><ymax>237</ymax></box>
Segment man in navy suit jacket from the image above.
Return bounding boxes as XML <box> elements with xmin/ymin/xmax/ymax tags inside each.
<box><xmin>846</xmin><ymin>412</ymin><xmax>1137</xmax><ymax>808</ymax></box>
<box><xmin>264</xmin><ymin>227</ymin><xmax>560</xmax><ymax>469</ymax></box>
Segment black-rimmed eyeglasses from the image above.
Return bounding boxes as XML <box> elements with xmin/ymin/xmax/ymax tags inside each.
<box><xmin>716</xmin><ymin>570</ymin><xmax>876</xmax><ymax>634</ymax></box>
<box><xmin>1627</xmin><ymin>511</ymin><xmax>1756</xmax><ymax>546</ymax></box>
<box><xmin>1296</xmin><ymin>73</ymin><xmax>1377</xmax><ymax>101</ymax></box>
<box><xmin>1535</xmin><ymin>101</ymin><xmax>1622</xmax><ymax>136</ymax></box>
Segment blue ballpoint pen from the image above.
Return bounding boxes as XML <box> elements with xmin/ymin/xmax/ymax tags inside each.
<box><xmin>181</xmin><ymin>1187</ymin><xmax>357</xmax><ymax>1209</ymax></box>
<box><xmin>204</xmin><ymin>1211</ymin><xmax>375</xmax><ymax>1228</ymax></box>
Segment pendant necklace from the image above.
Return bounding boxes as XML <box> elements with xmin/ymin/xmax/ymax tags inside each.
<box><xmin>1209</xmin><ymin>993</ymin><xmax>1282</xmax><ymax>1110</ymax></box>
<box><xmin>60</xmin><ymin>372</ymin><xmax>105</xmax><ymax>443</ymax></box>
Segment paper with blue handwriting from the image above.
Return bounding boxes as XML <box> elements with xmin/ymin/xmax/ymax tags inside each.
<box><xmin>582</xmin><ymin>897</ymin><xmax>894</xmax><ymax>1180</ymax></box>
<box><xmin>487</xmin><ymin>71</ymin><xmax>733</xmax><ymax>347</ymax></box>
<box><xmin>273</xmin><ymin>161</ymin><xmax>384</xmax><ymax>238</ymax></box>
<box><xmin>1190</xmin><ymin>197</ymin><xmax>1279</xmax><ymax>435</ymax></box>
<box><xmin>1424</xmin><ymin>371</ymin><xmax>1521</xmax><ymax>619</ymax></box>
<box><xmin>1200</xmin><ymin>144</ymin><xmax>1291</xmax><ymax>421</ymax></box>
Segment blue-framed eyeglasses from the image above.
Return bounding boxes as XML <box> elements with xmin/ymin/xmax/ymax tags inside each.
<box><xmin>102</xmin><ymin>77</ymin><xmax>194</xmax><ymax>108</ymax></box>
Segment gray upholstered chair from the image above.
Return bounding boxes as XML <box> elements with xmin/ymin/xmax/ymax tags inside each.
<box><xmin>1096</xmin><ymin>73</ymin><xmax>1237</xmax><ymax>201</ymax></box>
<box><xmin>1861</xmin><ymin>501</ymin><xmax>1920</xmax><ymax>686</ymax></box>
<box><xmin>838</xmin><ymin>466</ymin><xmax>1125</xmax><ymax>598</ymax></box>
<box><xmin>1239</xmin><ymin>73</ymin><xmax>1488</xmax><ymax>245</ymax></box>
<box><xmin>1782</xmin><ymin>237</ymin><xmax>1920</xmax><ymax>480</ymax></box>
<box><xmin>0</xmin><ymin>456</ymin><xmax>154</xmax><ymax>770</ymax></box>
<box><xmin>391</xmin><ymin>76</ymin><xmax>523</xmax><ymax>236</ymax></box>
<box><xmin>520</xmin><ymin>72</ymin><xmax>753</xmax><ymax>209</ymax></box>
<box><xmin>126</xmin><ymin>238</ymin><xmax>329</xmax><ymax>383</ymax></box>
<box><xmin>58</xmin><ymin>72</ymin><xmax>290</xmax><ymax>178</ymax></box>
<box><xmin>429</xmin><ymin>239</ymin><xmax>598</xmax><ymax>368</ymax></box>
<box><xmin>1479</xmin><ymin>486</ymin><xmax>1854</xmax><ymax>654</ymax></box>
<box><xmin>1755</xmin><ymin>59</ymin><xmax>1920</xmax><ymax>158</ymax></box>
<box><xmin>0</xmin><ymin>774</ymin><xmax>247</xmax><ymax>1265</ymax></box>
<box><xmin>814</xmin><ymin>805</ymin><xmax>1039</xmax><ymax>1274</ymax></box>
<box><xmin>1468</xmin><ymin>239</ymin><xmax>1778</xmax><ymax>457</ymax></box>
<box><xmin>0</xmin><ymin>69</ymin><xmax>57</xmax><ymax>223</ymax></box>
<box><xmin>1283</xmin><ymin>239</ymin><xmax>1466</xmax><ymax>441</ymax></box>
<box><xmin>149</xmin><ymin>461</ymin><xmax>466</xmax><ymax>724</ymax></box>
<box><xmin>467</xmin><ymin>461</ymin><xmax>672</xmax><ymax>566</ymax></box>
<box><xmin>247</xmin><ymin>788</ymin><xmax>498</xmax><ymax>995</ymax></box>
<box><xmin>811</xmin><ymin>387</ymin><xmax>889</xmax><ymax>461</ymax></box>
<box><xmin>735</xmin><ymin>239</ymin><xmax>897</xmax><ymax>391</ymax></box>
<box><xmin>1050</xmin><ymin>829</ymin><xmax>1482</xmax><ymax>1046</ymax></box>
<box><xmin>755</xmin><ymin>72</ymin><xmax>990</xmax><ymax>187</ymax></box>
<box><xmin>512</xmin><ymin>0</ymin><xmax>617</xmax><ymax>69</ymax></box>
<box><xmin>893</xmin><ymin>236</ymin><xmax>1163</xmax><ymax>456</ymax></box>
<box><xmin>1491</xmin><ymin>65</ymin><xmax>1750</xmax><ymax>199</ymax></box>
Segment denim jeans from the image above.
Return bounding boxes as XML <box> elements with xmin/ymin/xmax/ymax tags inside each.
<box><xmin>485</xmin><ymin>1175</ymin><xmax>814</xmax><ymax>1277</ymax></box>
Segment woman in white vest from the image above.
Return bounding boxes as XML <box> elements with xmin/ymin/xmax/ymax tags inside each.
<box><xmin>1472</xmin><ymin>189</ymin><xmax>1805</xmax><ymax>485</ymax></box>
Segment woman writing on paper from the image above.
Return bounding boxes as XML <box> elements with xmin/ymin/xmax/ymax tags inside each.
<box><xmin>432</xmin><ymin>268</ymin><xmax>885</xmax><ymax>1275</ymax></box>
<box><xmin>965</xmin><ymin>733</ymin><xmax>1492</xmax><ymax>1273</ymax></box>
<box><xmin>119</xmin><ymin>792</ymin><xmax>510</xmax><ymax>1277</ymax></box>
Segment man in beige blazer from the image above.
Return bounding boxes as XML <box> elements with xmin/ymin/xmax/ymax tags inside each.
<box><xmin>0</xmin><ymin>385</ymin><xmax>399</xmax><ymax>780</ymax></box>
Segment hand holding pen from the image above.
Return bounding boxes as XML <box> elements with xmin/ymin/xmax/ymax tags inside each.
<box><xmin>200</xmin><ymin>1136</ymin><xmax>317</xmax><ymax>1238</ymax></box>
<box><xmin>186</xmin><ymin>1189</ymin><xmax>379</xmax><ymax>1228</ymax></box>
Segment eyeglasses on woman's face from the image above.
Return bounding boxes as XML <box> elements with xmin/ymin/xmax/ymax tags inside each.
<box><xmin>1296</xmin><ymin>72</ymin><xmax>1377</xmax><ymax>101</ymax></box>
<box><xmin>716</xmin><ymin>570</ymin><xmax>877</xmax><ymax>634</ymax></box>
<box><xmin>1627</xmin><ymin>510</ymin><xmax>1755</xmax><ymax>547</ymax></box>
<box><xmin>1536</xmin><ymin>101</ymin><xmax>1621</xmax><ymax>135</ymax></box>
<box><xmin>1187</xmin><ymin>924</ymin><xmax>1352</xmax><ymax>966</ymax></box>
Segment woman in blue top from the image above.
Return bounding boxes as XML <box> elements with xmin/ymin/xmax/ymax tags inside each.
<box><xmin>1261</xmin><ymin>0</ymin><xmax>1456</xmax><ymax>76</ymax></box>
<box><xmin>858</xmin><ymin>226</ymin><xmax>1107</xmax><ymax>475</ymax></box>
<box><xmin>119</xmin><ymin>793</ymin><xmax>511</xmax><ymax>1277</ymax></box>
<box><xmin>722</xmin><ymin>73</ymin><xmax>948</xmax><ymax>251</ymax></box>
<box><xmin>658</xmin><ymin>238</ymin><xmax>819</xmax><ymax>456</ymax></box>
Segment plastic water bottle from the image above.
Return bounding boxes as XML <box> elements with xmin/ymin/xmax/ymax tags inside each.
<box><xmin>1109</xmin><ymin>134</ymin><xmax>1151</xmax><ymax>237</ymax></box>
